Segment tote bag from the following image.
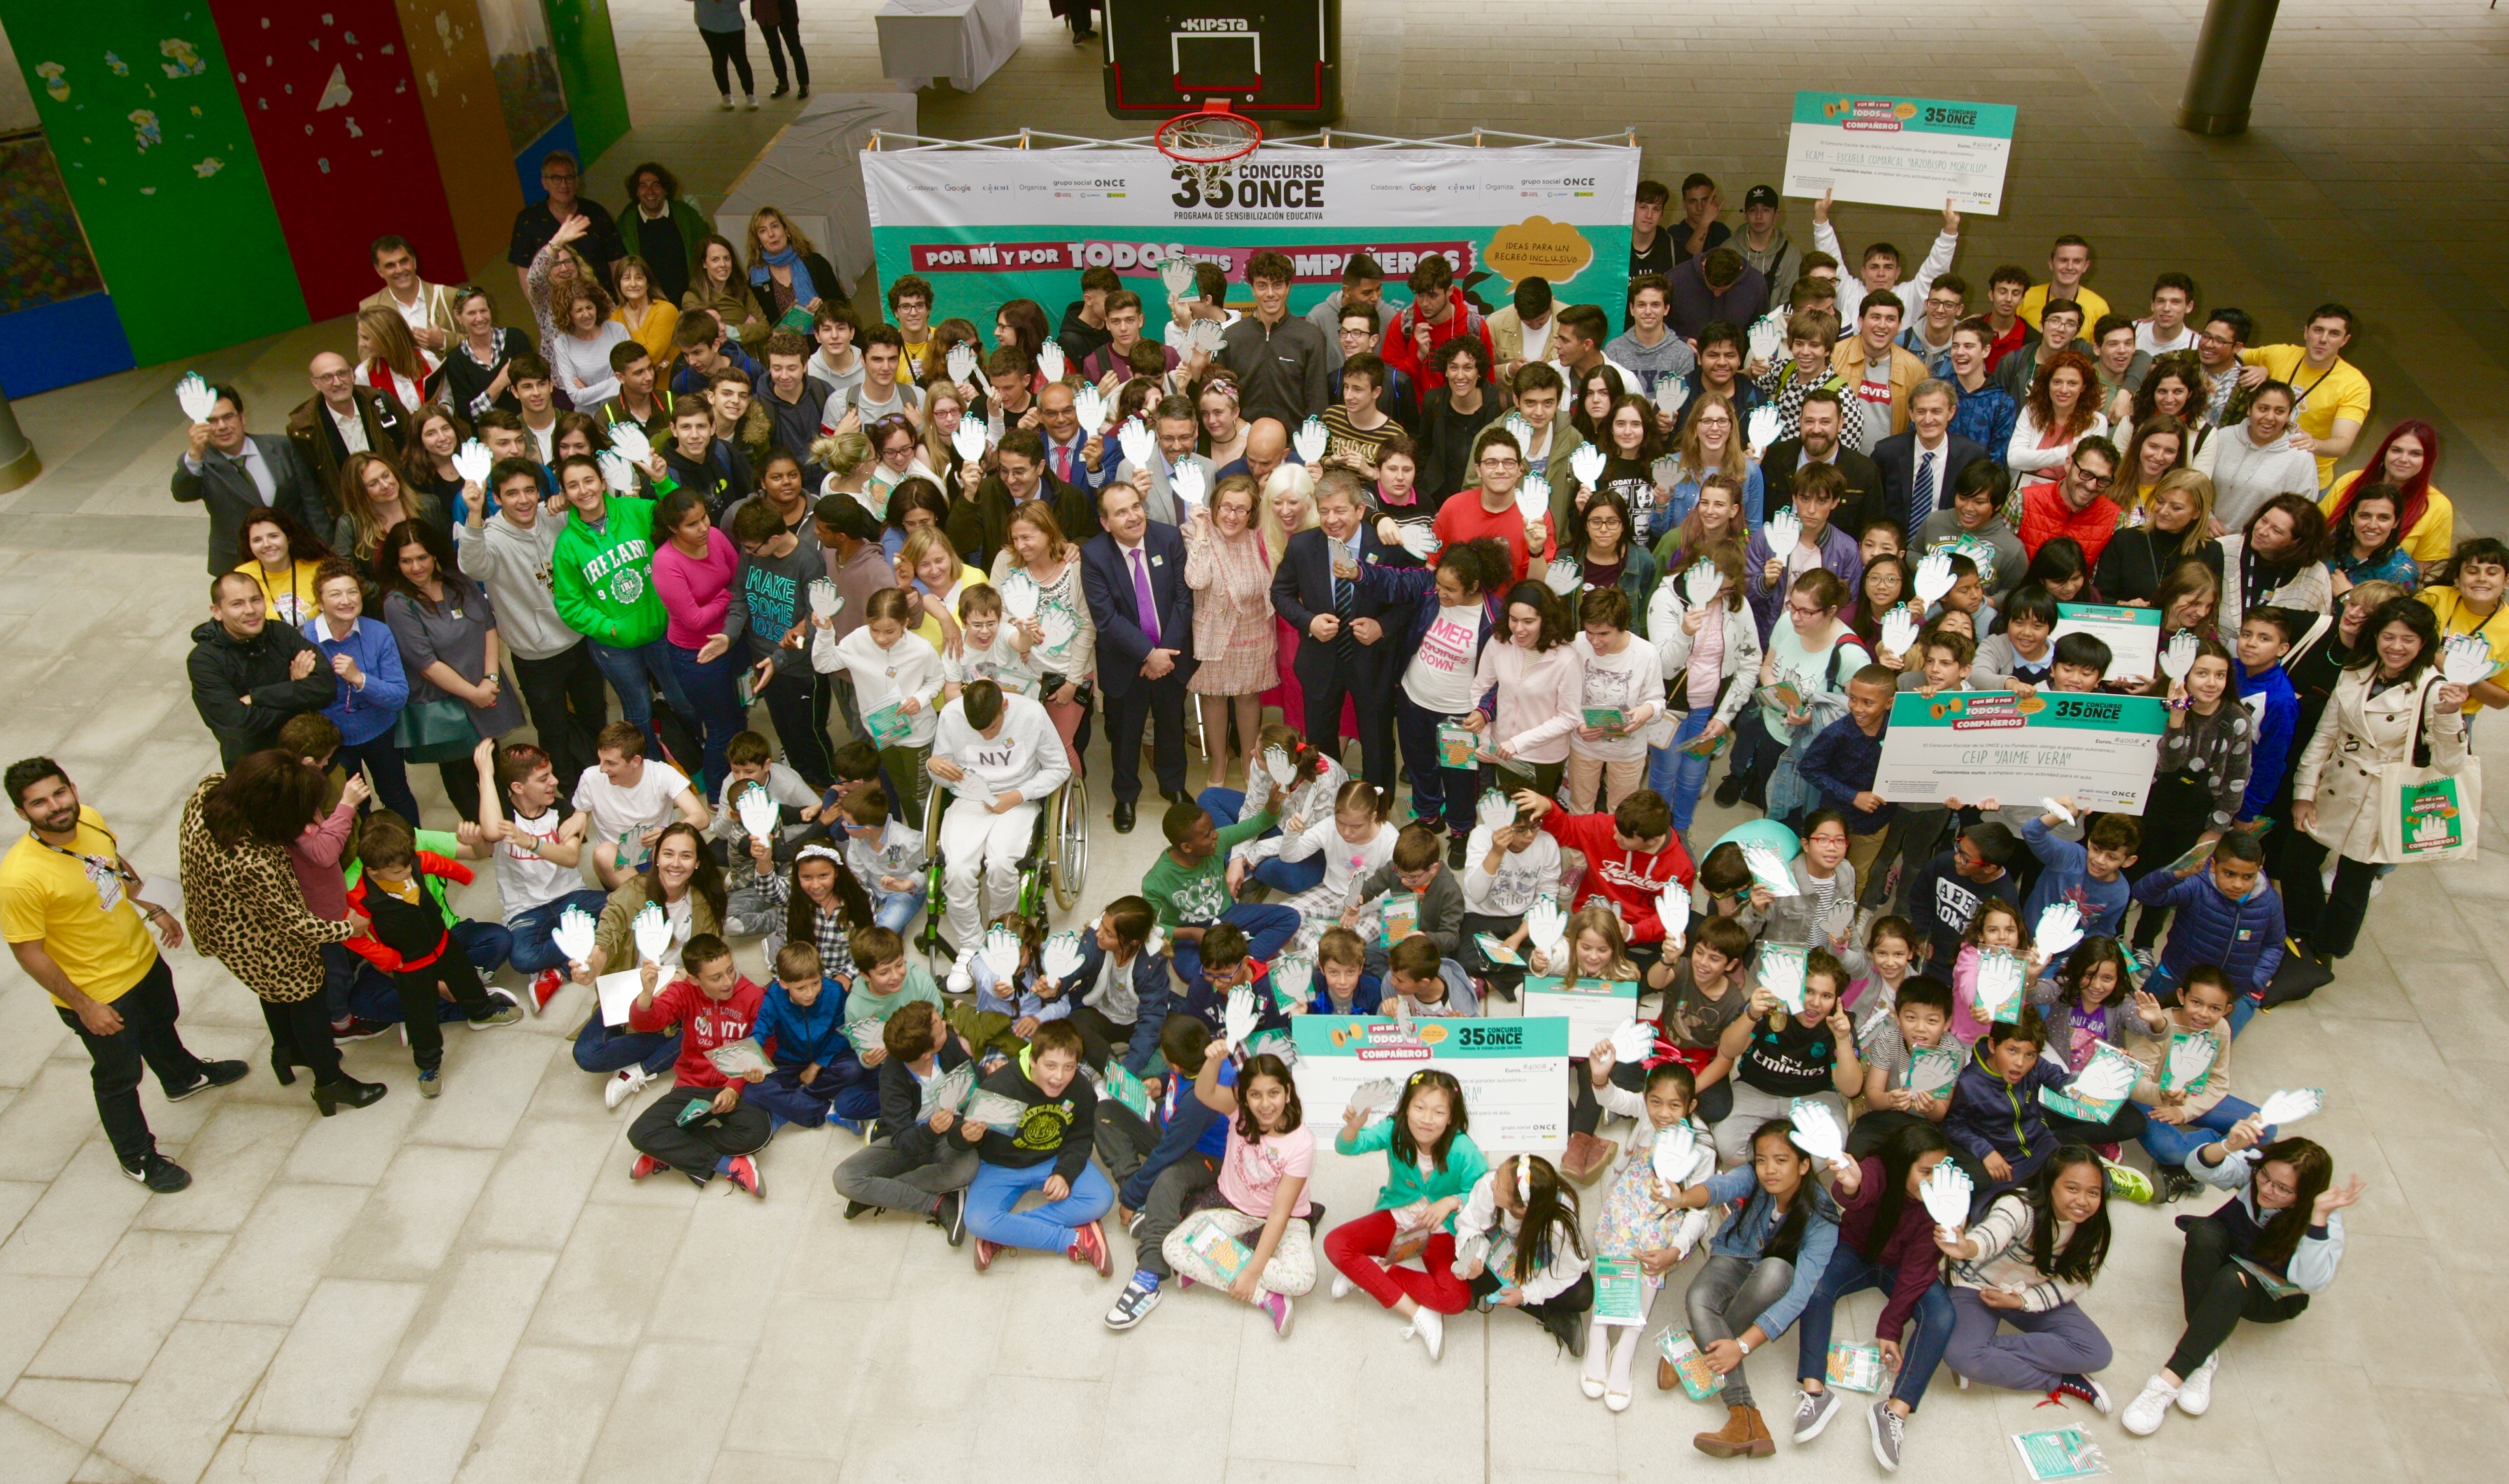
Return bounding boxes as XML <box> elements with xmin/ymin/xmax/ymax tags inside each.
<box><xmin>2377</xmin><ymin>678</ymin><xmax>2481</xmax><ymax>864</ymax></box>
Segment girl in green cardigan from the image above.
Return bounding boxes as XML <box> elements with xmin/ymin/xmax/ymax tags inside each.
<box><xmin>1322</xmin><ymin>1068</ymin><xmax>1490</xmax><ymax>1362</ymax></box>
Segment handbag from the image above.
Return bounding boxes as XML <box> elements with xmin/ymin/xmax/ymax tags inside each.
<box><xmin>392</xmin><ymin>697</ymin><xmax>481</xmax><ymax>764</ymax></box>
<box><xmin>2375</xmin><ymin>676</ymin><xmax>2481</xmax><ymax>863</ymax></box>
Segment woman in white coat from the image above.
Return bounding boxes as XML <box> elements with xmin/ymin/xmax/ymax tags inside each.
<box><xmin>1646</xmin><ymin>539</ymin><xmax>1761</xmax><ymax>835</ymax></box>
<box><xmin>2286</xmin><ymin>596</ymin><xmax>2470</xmax><ymax>965</ymax></box>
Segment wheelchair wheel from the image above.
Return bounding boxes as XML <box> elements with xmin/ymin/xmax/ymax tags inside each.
<box><xmin>1049</xmin><ymin>772</ymin><xmax>1089</xmax><ymax>912</ymax></box>
<box><xmin>917</xmin><ymin>780</ymin><xmax>954</xmax><ymax>977</ymax></box>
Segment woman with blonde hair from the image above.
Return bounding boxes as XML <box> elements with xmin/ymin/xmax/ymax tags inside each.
<box><xmin>810</xmin><ymin>427</ymin><xmax>876</xmax><ymax>500</ymax></box>
<box><xmin>1257</xmin><ymin>462</ymin><xmax>1323</xmax><ymax>741</ymax></box>
<box><xmin>355</xmin><ymin>306</ymin><xmax>439</xmax><ymax>412</ymax></box>
<box><xmin>682</xmin><ymin>234</ymin><xmax>765</xmax><ymax>351</ymax></box>
<box><xmin>1185</xmin><ymin>472</ymin><xmax>1280</xmax><ymax>791</ymax></box>
<box><xmin>919</xmin><ymin>381</ymin><xmax>973</xmax><ymax>495</ymax></box>
<box><xmin>743</xmin><ymin>206</ymin><xmax>840</xmax><ymax>332</ymax></box>
<box><xmin>1200</xmin><ymin>376</ymin><xmax>1250</xmax><ymax>467</ymax></box>
<box><xmin>989</xmin><ymin>499</ymin><xmax>1097</xmax><ymax>768</ymax></box>
<box><xmin>333</xmin><ymin>452</ymin><xmax>444</xmax><ymax>572</ymax></box>
<box><xmin>547</xmin><ymin>277</ymin><xmax>628</xmax><ymax>407</ymax></box>
<box><xmin>523</xmin><ymin>215</ymin><xmax>605</xmax><ymax>358</ymax></box>
<box><xmin>608</xmin><ymin>255</ymin><xmax>679</xmax><ymax>372</ymax></box>
<box><xmin>2095</xmin><ymin>468</ymin><xmax>2223</xmax><ymax>607</ymax></box>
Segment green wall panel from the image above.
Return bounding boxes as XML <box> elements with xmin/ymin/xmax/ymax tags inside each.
<box><xmin>1</xmin><ymin>1</ymin><xmax>308</xmax><ymax>365</ymax></box>
<box><xmin>544</xmin><ymin>0</ymin><xmax>628</xmax><ymax>166</ymax></box>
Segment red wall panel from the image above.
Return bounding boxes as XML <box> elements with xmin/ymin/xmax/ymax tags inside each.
<box><xmin>211</xmin><ymin>0</ymin><xmax>465</xmax><ymax>320</ymax></box>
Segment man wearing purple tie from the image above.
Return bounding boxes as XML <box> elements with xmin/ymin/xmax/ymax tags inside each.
<box><xmin>1080</xmin><ymin>484</ymin><xmax>1197</xmax><ymax>833</ymax></box>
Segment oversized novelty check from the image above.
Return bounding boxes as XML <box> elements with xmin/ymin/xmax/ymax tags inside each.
<box><xmin>1872</xmin><ymin>691</ymin><xmax>2168</xmax><ymax>813</ymax></box>
<box><xmin>2049</xmin><ymin>602</ymin><xmax>2164</xmax><ymax>684</ymax></box>
<box><xmin>1292</xmin><ymin>1015</ymin><xmax>1570</xmax><ymax>1154</ymax></box>
<box><xmin>1518</xmin><ymin>977</ymin><xmax>1641</xmax><ymax>1058</ymax></box>
<box><xmin>1783</xmin><ymin>92</ymin><xmax>2016</xmax><ymax>213</ymax></box>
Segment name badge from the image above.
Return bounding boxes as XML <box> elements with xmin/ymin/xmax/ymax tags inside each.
<box><xmin>1150</xmin><ymin>555</ymin><xmax>1164</xmax><ymax>567</ymax></box>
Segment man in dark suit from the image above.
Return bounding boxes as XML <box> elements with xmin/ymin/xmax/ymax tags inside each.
<box><xmin>1872</xmin><ymin>379</ymin><xmax>1990</xmax><ymax>541</ymax></box>
<box><xmin>946</xmin><ymin>427</ymin><xmax>1098</xmax><ymax>573</ymax></box>
<box><xmin>285</xmin><ymin>351</ymin><xmax>406</xmax><ymax>518</ymax></box>
<box><xmin>171</xmin><ymin>383</ymin><xmax>332</xmax><ymax>576</ymax></box>
<box><xmin>1080</xmin><ymin>482</ymin><xmax>1196</xmax><ymax>833</ymax></box>
<box><xmin>1759</xmin><ymin>389</ymin><xmax>1886</xmax><ymax>537</ymax></box>
<box><xmin>1268</xmin><ymin>468</ymin><xmax>1411</xmax><ymax>788</ymax></box>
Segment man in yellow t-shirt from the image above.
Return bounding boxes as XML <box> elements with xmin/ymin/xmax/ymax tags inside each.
<box><xmin>2017</xmin><ymin>234</ymin><xmax>2110</xmax><ymax>330</ymax></box>
<box><xmin>3</xmin><ymin>760</ymin><xmax>236</xmax><ymax>1192</ymax></box>
<box><xmin>2238</xmin><ymin>305</ymin><xmax>2372</xmax><ymax>491</ymax></box>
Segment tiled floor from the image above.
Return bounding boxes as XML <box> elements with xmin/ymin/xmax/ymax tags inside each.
<box><xmin>1</xmin><ymin>1</ymin><xmax>2507</xmax><ymax>1480</ymax></box>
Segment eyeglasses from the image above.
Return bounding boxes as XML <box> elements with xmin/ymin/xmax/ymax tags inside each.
<box><xmin>2070</xmin><ymin>466</ymin><xmax>2116</xmax><ymax>489</ymax></box>
<box><xmin>1786</xmin><ymin>602</ymin><xmax>1828</xmax><ymax>619</ymax></box>
<box><xmin>1479</xmin><ymin>455</ymin><xmax>1520</xmax><ymax>469</ymax></box>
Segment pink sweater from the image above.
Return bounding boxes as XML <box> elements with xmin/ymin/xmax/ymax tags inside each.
<box><xmin>1476</xmin><ymin>639</ymin><xmax>1586</xmax><ymax>764</ymax></box>
<box><xmin>653</xmin><ymin>529</ymin><xmax>741</xmax><ymax>650</ymax></box>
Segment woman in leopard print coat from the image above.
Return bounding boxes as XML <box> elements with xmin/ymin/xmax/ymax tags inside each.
<box><xmin>178</xmin><ymin>757</ymin><xmax>387</xmax><ymax>1115</ymax></box>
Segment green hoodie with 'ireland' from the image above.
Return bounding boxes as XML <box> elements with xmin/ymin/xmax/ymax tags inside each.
<box><xmin>553</xmin><ymin>496</ymin><xmax>667</xmax><ymax>648</ymax></box>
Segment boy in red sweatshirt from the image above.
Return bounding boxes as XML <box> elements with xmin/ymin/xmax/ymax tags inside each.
<box><xmin>626</xmin><ymin>933</ymin><xmax>771</xmax><ymax>1195</ymax></box>
<box><xmin>1513</xmin><ymin>787</ymin><xmax>1695</xmax><ymax>968</ymax></box>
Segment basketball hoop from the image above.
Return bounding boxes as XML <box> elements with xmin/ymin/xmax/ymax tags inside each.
<box><xmin>1155</xmin><ymin>99</ymin><xmax>1264</xmax><ymax>165</ymax></box>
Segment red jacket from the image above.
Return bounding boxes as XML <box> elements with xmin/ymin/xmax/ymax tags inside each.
<box><xmin>341</xmin><ymin>851</ymin><xmax>469</xmax><ymax>973</ymax></box>
<box><xmin>1539</xmin><ymin>809</ymin><xmax>1694</xmax><ymax>943</ymax></box>
<box><xmin>2019</xmin><ymin>482</ymin><xmax>2123</xmax><ymax>567</ymax></box>
<box><xmin>1382</xmin><ymin>296</ymin><xmax>1496</xmax><ymax>387</ymax></box>
<box><xmin>630</xmin><ymin>973</ymin><xmax>767</xmax><ymax>1089</ymax></box>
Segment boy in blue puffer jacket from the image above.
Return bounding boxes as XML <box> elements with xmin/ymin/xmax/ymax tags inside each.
<box><xmin>2126</xmin><ymin>827</ymin><xmax>2283</xmax><ymax>1036</ymax></box>
<box><xmin>1941</xmin><ymin>1009</ymin><xmax>2071</xmax><ymax>1214</ymax></box>
<box><xmin>742</xmin><ymin>942</ymin><xmax>877</xmax><ymax>1132</ymax></box>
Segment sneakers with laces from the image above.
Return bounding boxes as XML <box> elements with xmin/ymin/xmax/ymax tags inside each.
<box><xmin>119</xmin><ymin>1152</ymin><xmax>192</xmax><ymax>1193</ymax></box>
<box><xmin>973</xmin><ymin>1237</ymin><xmax>1002</xmax><ymax>1273</ymax></box>
<box><xmin>418</xmin><ymin>1067</ymin><xmax>441</xmax><ymax>1098</ymax></box>
<box><xmin>1402</xmin><ymin>1306</ymin><xmax>1444</xmax><ymax>1362</ymax></box>
<box><xmin>2049</xmin><ymin>1373</ymin><xmax>2112</xmax><ymax>1413</ymax></box>
<box><xmin>1792</xmin><ymin>1386</ymin><xmax>1842</xmax><ymax>1443</ymax></box>
<box><xmin>932</xmin><ymin>1189</ymin><xmax>966</xmax><ymax>1246</ymax></box>
<box><xmin>2175</xmin><ymin>1354</ymin><xmax>2217</xmax><ymax>1415</ymax></box>
<box><xmin>2121</xmin><ymin>1373</ymin><xmax>2178</xmax><ymax>1435</ymax></box>
<box><xmin>1069</xmin><ymin>1219</ymin><xmax>1112</xmax><ymax>1275</ymax></box>
<box><xmin>332</xmin><ymin>1015</ymin><xmax>393</xmax><ymax>1041</ymax></box>
<box><xmin>467</xmin><ymin>992</ymin><xmax>524</xmax><ymax>1030</ymax></box>
<box><xmin>723</xmin><ymin>1155</ymin><xmax>764</xmax><ymax>1198</ymax></box>
<box><xmin>630</xmin><ymin>1153</ymin><xmax>667</xmax><ymax>1181</ymax></box>
<box><xmin>1330</xmin><ymin>1272</ymin><xmax>1355</xmax><ymax>1300</ymax></box>
<box><xmin>1260</xmin><ymin>1292</ymin><xmax>1292</xmax><ymax>1336</ymax></box>
<box><xmin>605</xmin><ymin>1065</ymin><xmax>654</xmax><ymax>1111</ymax></box>
<box><xmin>1867</xmin><ymin>1399</ymin><xmax>1907</xmax><ymax>1471</ymax></box>
<box><xmin>1105</xmin><ymin>1272</ymin><xmax>1162</xmax><ymax>1329</ymax></box>
<box><xmin>167</xmin><ymin>1060</ymin><xmax>249</xmax><ymax>1101</ymax></box>
<box><xmin>530</xmin><ymin>969</ymin><xmax>566</xmax><ymax>1012</ymax></box>
<box><xmin>2102</xmin><ymin>1159</ymin><xmax>2156</xmax><ymax>1204</ymax></box>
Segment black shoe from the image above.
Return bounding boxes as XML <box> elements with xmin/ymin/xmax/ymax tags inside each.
<box><xmin>797</xmin><ymin>83</ymin><xmax>810</xmax><ymax>99</ymax></box>
<box><xmin>311</xmin><ymin>1078</ymin><xmax>388</xmax><ymax>1117</ymax></box>
<box><xmin>1072</xmin><ymin>27</ymin><xmax>1097</xmax><ymax>43</ymax></box>
<box><xmin>2155</xmin><ymin>1168</ymin><xmax>2203</xmax><ymax>1204</ymax></box>
<box><xmin>770</xmin><ymin>81</ymin><xmax>791</xmax><ymax>98</ymax></box>
<box><xmin>844</xmin><ymin>1200</ymin><xmax>875</xmax><ymax>1220</ymax></box>
<box><xmin>120</xmin><ymin>1152</ymin><xmax>191</xmax><ymax>1193</ymax></box>
<box><xmin>167</xmin><ymin>1060</ymin><xmax>249</xmax><ymax>1101</ymax></box>
<box><xmin>934</xmin><ymin>1189</ymin><xmax>967</xmax><ymax>1245</ymax></box>
<box><xmin>1161</xmin><ymin>790</ymin><xmax>1192</xmax><ymax>812</ymax></box>
<box><xmin>1447</xmin><ymin>831</ymin><xmax>1469</xmax><ymax>870</ymax></box>
<box><xmin>1303</xmin><ymin>1200</ymin><xmax>1324</xmax><ymax>1231</ymax></box>
<box><xmin>332</xmin><ymin>1016</ymin><xmax>393</xmax><ymax>1042</ymax></box>
<box><xmin>1712</xmin><ymin>772</ymin><xmax>1747</xmax><ymax>809</ymax></box>
<box><xmin>1113</xmin><ymin>800</ymin><xmax>1137</xmax><ymax>833</ymax></box>
<box><xmin>271</xmin><ymin>1047</ymin><xmax>299</xmax><ymax>1087</ymax></box>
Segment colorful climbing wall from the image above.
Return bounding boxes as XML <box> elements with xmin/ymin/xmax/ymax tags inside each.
<box><xmin>389</xmin><ymin>0</ymin><xmax>526</xmax><ymax>276</ymax></box>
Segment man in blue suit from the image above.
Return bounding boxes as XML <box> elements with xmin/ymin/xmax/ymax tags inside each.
<box><xmin>1268</xmin><ymin>468</ymin><xmax>1411</xmax><ymax>789</ymax></box>
<box><xmin>1081</xmin><ymin>483</ymin><xmax>1196</xmax><ymax>833</ymax></box>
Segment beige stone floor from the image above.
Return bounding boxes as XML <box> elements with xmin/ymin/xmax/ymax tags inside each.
<box><xmin>1</xmin><ymin>1</ymin><xmax>2507</xmax><ymax>1481</ymax></box>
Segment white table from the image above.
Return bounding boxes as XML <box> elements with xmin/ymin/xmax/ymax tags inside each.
<box><xmin>875</xmin><ymin>0</ymin><xmax>1024</xmax><ymax>93</ymax></box>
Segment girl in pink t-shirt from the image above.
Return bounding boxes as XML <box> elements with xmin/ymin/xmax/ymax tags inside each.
<box><xmin>1161</xmin><ymin>1048</ymin><xmax>1317</xmax><ymax>1334</ymax></box>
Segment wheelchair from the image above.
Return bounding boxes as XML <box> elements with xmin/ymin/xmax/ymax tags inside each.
<box><xmin>914</xmin><ymin>768</ymin><xmax>1089</xmax><ymax>977</ymax></box>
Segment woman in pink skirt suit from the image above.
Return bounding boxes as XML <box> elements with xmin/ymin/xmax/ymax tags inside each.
<box><xmin>1185</xmin><ymin>472</ymin><xmax>1280</xmax><ymax>792</ymax></box>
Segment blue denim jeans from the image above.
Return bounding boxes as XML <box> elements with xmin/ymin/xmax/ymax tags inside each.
<box><xmin>2137</xmin><ymin>1093</ymin><xmax>2268</xmax><ymax>1168</ymax></box>
<box><xmin>1794</xmin><ymin>1246</ymin><xmax>1956</xmax><ymax>1412</ymax></box>
<box><xmin>321</xmin><ymin>942</ymin><xmax>402</xmax><ymax>1024</ymax></box>
<box><xmin>666</xmin><ymin>639</ymin><xmax>748</xmax><ymax>795</ymax></box>
<box><xmin>1648</xmin><ymin>706</ymin><xmax>1719</xmax><ymax>835</ymax></box>
<box><xmin>964</xmin><ymin>1158</ymin><xmax>1115</xmax><ymax>1252</ymax></box>
<box><xmin>1196</xmin><ymin>787</ymin><xmax>1323</xmax><ymax>892</ymax></box>
<box><xmin>870</xmin><ymin>884</ymin><xmax>926</xmax><ymax>933</ymax></box>
<box><xmin>574</xmin><ymin>1013</ymin><xmax>681</xmax><ymax>1076</ymax></box>
<box><xmin>507</xmin><ymin>889</ymin><xmax>614</xmax><ymax>975</ymax></box>
<box><xmin>587</xmin><ymin>637</ymin><xmax>695</xmax><ymax>758</ymax></box>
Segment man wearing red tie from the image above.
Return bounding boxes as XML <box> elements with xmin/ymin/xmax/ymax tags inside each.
<box><xmin>1080</xmin><ymin>484</ymin><xmax>1197</xmax><ymax>833</ymax></box>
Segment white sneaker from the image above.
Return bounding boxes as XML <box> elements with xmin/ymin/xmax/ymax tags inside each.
<box><xmin>1402</xmin><ymin>1306</ymin><xmax>1444</xmax><ymax>1362</ymax></box>
<box><xmin>2121</xmin><ymin>1374</ymin><xmax>2178</xmax><ymax>1436</ymax></box>
<box><xmin>605</xmin><ymin>1065</ymin><xmax>653</xmax><ymax>1111</ymax></box>
<box><xmin>2175</xmin><ymin>1354</ymin><xmax>2217</xmax><ymax>1416</ymax></box>
<box><xmin>947</xmin><ymin>954</ymin><xmax>974</xmax><ymax>997</ymax></box>
<box><xmin>1330</xmin><ymin>1273</ymin><xmax>1355</xmax><ymax>1301</ymax></box>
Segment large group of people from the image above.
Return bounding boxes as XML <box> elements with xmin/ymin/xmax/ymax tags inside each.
<box><xmin>22</xmin><ymin>158</ymin><xmax>2479</xmax><ymax>1472</ymax></box>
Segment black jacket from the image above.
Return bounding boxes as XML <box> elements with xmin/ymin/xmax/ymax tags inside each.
<box><xmin>744</xmin><ymin>251</ymin><xmax>843</xmax><ymax>329</ymax></box>
<box><xmin>1762</xmin><ymin>440</ymin><xmax>1886</xmax><ymax>538</ymax></box>
<box><xmin>1269</xmin><ymin>525</ymin><xmax>1414</xmax><ymax>691</ymax></box>
<box><xmin>1872</xmin><ymin>430</ymin><xmax>1991</xmax><ymax>538</ymax></box>
<box><xmin>285</xmin><ymin>388</ymin><xmax>409</xmax><ymax>516</ymax></box>
<box><xmin>187</xmin><ymin>620</ymin><xmax>339</xmax><ymax>767</ymax></box>
<box><xmin>873</xmin><ymin>1036</ymin><xmax>973</xmax><ymax>1158</ymax></box>
<box><xmin>947</xmin><ymin>471</ymin><xmax>1099</xmax><ymax>574</ymax></box>
<box><xmin>171</xmin><ymin>434</ymin><xmax>333</xmax><ymax>576</ymax></box>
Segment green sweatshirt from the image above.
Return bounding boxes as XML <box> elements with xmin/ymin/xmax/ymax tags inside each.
<box><xmin>552</xmin><ymin>496</ymin><xmax>666</xmax><ymax>647</ymax></box>
<box><xmin>1140</xmin><ymin>812</ymin><xmax>1274</xmax><ymax>928</ymax></box>
<box><xmin>1334</xmin><ymin>1117</ymin><xmax>1489</xmax><ymax>1231</ymax></box>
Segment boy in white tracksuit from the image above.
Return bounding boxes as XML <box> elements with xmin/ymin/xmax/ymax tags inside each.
<box><xmin>928</xmin><ymin>680</ymin><xmax>1071</xmax><ymax>951</ymax></box>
